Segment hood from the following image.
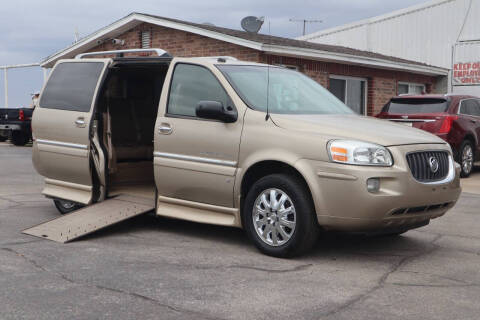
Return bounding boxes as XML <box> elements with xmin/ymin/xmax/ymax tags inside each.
<box><xmin>270</xmin><ymin>114</ymin><xmax>445</xmax><ymax>146</ymax></box>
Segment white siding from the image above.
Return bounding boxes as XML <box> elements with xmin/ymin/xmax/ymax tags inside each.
<box><xmin>302</xmin><ymin>0</ymin><xmax>477</xmax><ymax>69</ymax></box>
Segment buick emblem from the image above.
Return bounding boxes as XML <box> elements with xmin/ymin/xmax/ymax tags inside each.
<box><xmin>428</xmin><ymin>156</ymin><xmax>439</xmax><ymax>173</ymax></box>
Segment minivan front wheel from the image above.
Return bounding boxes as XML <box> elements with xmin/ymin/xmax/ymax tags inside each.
<box><xmin>243</xmin><ymin>174</ymin><xmax>319</xmax><ymax>258</ymax></box>
<box><xmin>459</xmin><ymin>140</ymin><xmax>474</xmax><ymax>178</ymax></box>
<box><xmin>54</xmin><ymin>199</ymin><xmax>82</xmax><ymax>215</ymax></box>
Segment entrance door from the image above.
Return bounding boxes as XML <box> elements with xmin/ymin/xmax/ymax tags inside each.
<box><xmin>153</xmin><ymin>62</ymin><xmax>244</xmax><ymax>208</ymax></box>
<box><xmin>32</xmin><ymin>59</ymin><xmax>111</xmax><ymax>204</ymax></box>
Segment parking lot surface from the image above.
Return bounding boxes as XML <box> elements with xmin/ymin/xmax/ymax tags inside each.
<box><xmin>1</xmin><ymin>143</ymin><xmax>479</xmax><ymax>320</ymax></box>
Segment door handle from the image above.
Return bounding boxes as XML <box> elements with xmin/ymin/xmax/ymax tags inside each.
<box><xmin>75</xmin><ymin>118</ymin><xmax>86</xmax><ymax>128</ymax></box>
<box><xmin>158</xmin><ymin>123</ymin><xmax>172</xmax><ymax>135</ymax></box>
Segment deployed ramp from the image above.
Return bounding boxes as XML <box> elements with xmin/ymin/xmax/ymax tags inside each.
<box><xmin>23</xmin><ymin>194</ymin><xmax>154</xmax><ymax>243</ymax></box>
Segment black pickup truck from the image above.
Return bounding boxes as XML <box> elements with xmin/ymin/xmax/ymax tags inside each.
<box><xmin>0</xmin><ymin>107</ymin><xmax>33</xmax><ymax>145</ymax></box>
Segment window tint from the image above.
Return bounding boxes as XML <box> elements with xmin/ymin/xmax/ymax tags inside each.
<box><xmin>475</xmin><ymin>100</ymin><xmax>480</xmax><ymax>116</ymax></box>
<box><xmin>40</xmin><ymin>62</ymin><xmax>104</xmax><ymax>112</ymax></box>
<box><xmin>461</xmin><ymin>100</ymin><xmax>480</xmax><ymax>116</ymax></box>
<box><xmin>167</xmin><ymin>64</ymin><xmax>228</xmax><ymax>117</ymax></box>
<box><xmin>386</xmin><ymin>98</ymin><xmax>448</xmax><ymax>114</ymax></box>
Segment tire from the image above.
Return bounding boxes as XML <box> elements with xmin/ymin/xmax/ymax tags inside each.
<box><xmin>11</xmin><ymin>131</ymin><xmax>29</xmax><ymax>146</ymax></box>
<box><xmin>458</xmin><ymin>140</ymin><xmax>474</xmax><ymax>178</ymax></box>
<box><xmin>243</xmin><ymin>174</ymin><xmax>319</xmax><ymax>258</ymax></box>
<box><xmin>53</xmin><ymin>199</ymin><xmax>83</xmax><ymax>215</ymax></box>
<box><xmin>0</xmin><ymin>136</ymin><xmax>7</xmax><ymax>142</ymax></box>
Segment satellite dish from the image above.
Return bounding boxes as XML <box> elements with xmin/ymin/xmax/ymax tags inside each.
<box><xmin>241</xmin><ymin>16</ymin><xmax>265</xmax><ymax>33</ymax></box>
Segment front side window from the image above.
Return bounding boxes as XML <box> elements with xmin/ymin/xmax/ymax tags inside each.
<box><xmin>460</xmin><ymin>99</ymin><xmax>480</xmax><ymax>116</ymax></box>
<box><xmin>167</xmin><ymin>64</ymin><xmax>229</xmax><ymax>117</ymax></box>
<box><xmin>217</xmin><ymin>65</ymin><xmax>353</xmax><ymax>115</ymax></box>
<box><xmin>40</xmin><ymin>62</ymin><xmax>105</xmax><ymax>112</ymax></box>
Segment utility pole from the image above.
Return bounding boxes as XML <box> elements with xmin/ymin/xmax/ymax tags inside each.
<box><xmin>289</xmin><ymin>19</ymin><xmax>323</xmax><ymax>36</ymax></box>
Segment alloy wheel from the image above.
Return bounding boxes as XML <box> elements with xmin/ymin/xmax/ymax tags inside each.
<box><xmin>252</xmin><ymin>188</ymin><xmax>296</xmax><ymax>247</ymax></box>
<box><xmin>462</xmin><ymin>144</ymin><xmax>474</xmax><ymax>175</ymax></box>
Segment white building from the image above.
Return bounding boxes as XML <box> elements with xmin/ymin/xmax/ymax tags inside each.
<box><xmin>299</xmin><ymin>0</ymin><xmax>479</xmax><ymax>94</ymax></box>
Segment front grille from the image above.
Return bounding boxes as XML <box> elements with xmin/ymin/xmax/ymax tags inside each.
<box><xmin>406</xmin><ymin>151</ymin><xmax>449</xmax><ymax>182</ymax></box>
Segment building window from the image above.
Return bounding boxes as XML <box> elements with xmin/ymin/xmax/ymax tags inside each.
<box><xmin>398</xmin><ymin>82</ymin><xmax>425</xmax><ymax>95</ymax></box>
<box><xmin>329</xmin><ymin>76</ymin><xmax>367</xmax><ymax>115</ymax></box>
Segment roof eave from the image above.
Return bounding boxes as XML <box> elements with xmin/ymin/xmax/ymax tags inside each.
<box><xmin>261</xmin><ymin>44</ymin><xmax>449</xmax><ymax>76</ymax></box>
<box><xmin>40</xmin><ymin>13</ymin><xmax>262</xmax><ymax>68</ymax></box>
<box><xmin>41</xmin><ymin>12</ymin><xmax>448</xmax><ymax>76</ymax></box>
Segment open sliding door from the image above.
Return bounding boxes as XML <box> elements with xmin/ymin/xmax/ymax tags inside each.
<box><xmin>32</xmin><ymin>59</ymin><xmax>111</xmax><ymax>204</ymax></box>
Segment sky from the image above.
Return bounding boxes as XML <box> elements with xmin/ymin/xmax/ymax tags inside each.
<box><xmin>0</xmin><ymin>0</ymin><xmax>430</xmax><ymax>107</ymax></box>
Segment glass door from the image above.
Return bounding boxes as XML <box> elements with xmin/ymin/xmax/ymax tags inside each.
<box><xmin>329</xmin><ymin>76</ymin><xmax>366</xmax><ymax>114</ymax></box>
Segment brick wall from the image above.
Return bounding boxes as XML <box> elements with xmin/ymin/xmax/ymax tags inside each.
<box><xmin>88</xmin><ymin>22</ymin><xmax>438</xmax><ymax>116</ymax></box>
<box><xmin>89</xmin><ymin>23</ymin><xmax>260</xmax><ymax>62</ymax></box>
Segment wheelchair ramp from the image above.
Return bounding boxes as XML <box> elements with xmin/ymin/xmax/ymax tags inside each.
<box><xmin>22</xmin><ymin>194</ymin><xmax>155</xmax><ymax>243</ymax></box>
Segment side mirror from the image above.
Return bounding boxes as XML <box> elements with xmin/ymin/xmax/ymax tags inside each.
<box><xmin>195</xmin><ymin>101</ymin><xmax>237</xmax><ymax>123</ymax></box>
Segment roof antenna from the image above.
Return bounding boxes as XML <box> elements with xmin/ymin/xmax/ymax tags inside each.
<box><xmin>265</xmin><ymin>62</ymin><xmax>270</xmax><ymax>121</ymax></box>
<box><xmin>74</xmin><ymin>27</ymin><xmax>80</xmax><ymax>42</ymax></box>
<box><xmin>289</xmin><ymin>18</ymin><xmax>323</xmax><ymax>36</ymax></box>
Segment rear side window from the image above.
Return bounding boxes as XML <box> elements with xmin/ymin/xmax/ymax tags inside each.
<box><xmin>460</xmin><ymin>99</ymin><xmax>480</xmax><ymax>117</ymax></box>
<box><xmin>40</xmin><ymin>62</ymin><xmax>104</xmax><ymax>112</ymax></box>
<box><xmin>167</xmin><ymin>63</ymin><xmax>228</xmax><ymax>117</ymax></box>
<box><xmin>385</xmin><ymin>98</ymin><xmax>448</xmax><ymax>114</ymax></box>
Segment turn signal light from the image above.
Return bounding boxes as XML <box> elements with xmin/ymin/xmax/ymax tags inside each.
<box><xmin>330</xmin><ymin>146</ymin><xmax>348</xmax><ymax>162</ymax></box>
<box><xmin>438</xmin><ymin>115</ymin><xmax>458</xmax><ymax>134</ymax></box>
<box><xmin>19</xmin><ymin>110</ymin><xmax>24</xmax><ymax>121</ymax></box>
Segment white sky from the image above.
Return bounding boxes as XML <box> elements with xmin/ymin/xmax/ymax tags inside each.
<box><xmin>0</xmin><ymin>0</ymin><xmax>429</xmax><ymax>107</ymax></box>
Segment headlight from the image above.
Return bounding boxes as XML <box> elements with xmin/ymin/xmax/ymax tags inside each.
<box><xmin>327</xmin><ymin>140</ymin><xmax>393</xmax><ymax>166</ymax></box>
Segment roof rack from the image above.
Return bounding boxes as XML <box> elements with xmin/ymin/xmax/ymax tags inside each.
<box><xmin>75</xmin><ymin>48</ymin><xmax>170</xmax><ymax>59</ymax></box>
<box><xmin>205</xmin><ymin>56</ymin><xmax>238</xmax><ymax>61</ymax></box>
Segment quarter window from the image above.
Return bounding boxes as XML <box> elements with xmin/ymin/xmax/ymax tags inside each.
<box><xmin>167</xmin><ymin>64</ymin><xmax>229</xmax><ymax>117</ymax></box>
<box><xmin>39</xmin><ymin>62</ymin><xmax>105</xmax><ymax>112</ymax></box>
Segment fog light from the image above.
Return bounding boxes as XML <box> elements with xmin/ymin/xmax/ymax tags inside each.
<box><xmin>367</xmin><ymin>178</ymin><xmax>380</xmax><ymax>193</ymax></box>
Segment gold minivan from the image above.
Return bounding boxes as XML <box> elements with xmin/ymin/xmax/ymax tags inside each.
<box><xmin>32</xmin><ymin>49</ymin><xmax>461</xmax><ymax>257</ymax></box>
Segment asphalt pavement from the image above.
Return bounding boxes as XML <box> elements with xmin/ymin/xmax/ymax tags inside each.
<box><xmin>0</xmin><ymin>142</ymin><xmax>479</xmax><ymax>320</ymax></box>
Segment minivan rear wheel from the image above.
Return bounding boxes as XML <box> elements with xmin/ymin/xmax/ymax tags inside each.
<box><xmin>459</xmin><ymin>140</ymin><xmax>474</xmax><ymax>178</ymax></box>
<box><xmin>54</xmin><ymin>199</ymin><xmax>82</xmax><ymax>215</ymax></box>
<box><xmin>243</xmin><ymin>174</ymin><xmax>319</xmax><ymax>258</ymax></box>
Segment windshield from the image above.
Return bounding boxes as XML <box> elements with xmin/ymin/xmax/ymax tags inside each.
<box><xmin>386</xmin><ymin>98</ymin><xmax>449</xmax><ymax>114</ymax></box>
<box><xmin>217</xmin><ymin>65</ymin><xmax>353</xmax><ymax>115</ymax></box>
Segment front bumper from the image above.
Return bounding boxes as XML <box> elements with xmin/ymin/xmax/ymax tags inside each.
<box><xmin>297</xmin><ymin>144</ymin><xmax>461</xmax><ymax>232</ymax></box>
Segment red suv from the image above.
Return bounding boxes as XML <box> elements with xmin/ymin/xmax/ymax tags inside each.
<box><xmin>377</xmin><ymin>94</ymin><xmax>480</xmax><ymax>177</ymax></box>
